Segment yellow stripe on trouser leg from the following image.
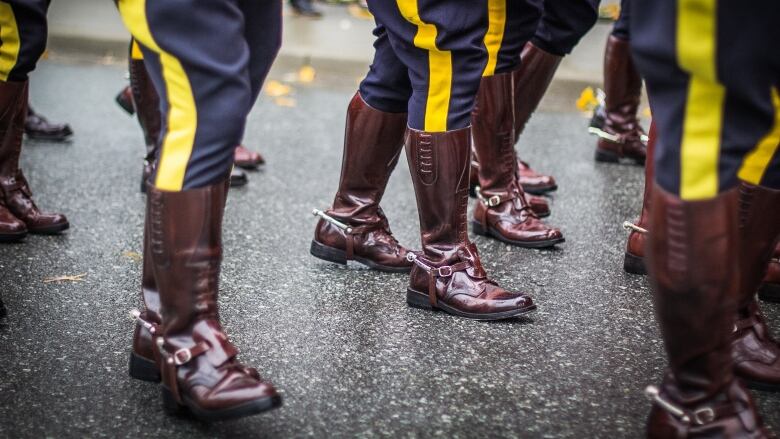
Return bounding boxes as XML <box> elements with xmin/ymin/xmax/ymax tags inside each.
<box><xmin>118</xmin><ymin>0</ymin><xmax>197</xmax><ymax>191</ymax></box>
<box><xmin>482</xmin><ymin>0</ymin><xmax>505</xmax><ymax>77</ymax></box>
<box><xmin>738</xmin><ymin>88</ymin><xmax>780</xmax><ymax>185</ymax></box>
<box><xmin>130</xmin><ymin>39</ymin><xmax>144</xmax><ymax>60</ymax></box>
<box><xmin>676</xmin><ymin>0</ymin><xmax>725</xmax><ymax>200</ymax></box>
<box><xmin>0</xmin><ymin>3</ymin><xmax>20</xmax><ymax>82</ymax></box>
<box><xmin>396</xmin><ymin>0</ymin><xmax>452</xmax><ymax>132</ymax></box>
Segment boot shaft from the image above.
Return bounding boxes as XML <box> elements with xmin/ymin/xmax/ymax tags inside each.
<box><xmin>405</xmin><ymin>127</ymin><xmax>471</xmax><ymax>259</ymax></box>
<box><xmin>514</xmin><ymin>43</ymin><xmax>562</xmax><ymax>141</ymax></box>
<box><xmin>736</xmin><ymin>183</ymin><xmax>780</xmax><ymax>306</ymax></box>
<box><xmin>472</xmin><ymin>72</ymin><xmax>517</xmax><ymax>194</ymax></box>
<box><xmin>330</xmin><ymin>92</ymin><xmax>407</xmax><ymax>224</ymax></box>
<box><xmin>129</xmin><ymin>58</ymin><xmax>162</xmax><ymax>158</ymax></box>
<box><xmin>603</xmin><ymin>35</ymin><xmax>642</xmax><ymax>130</ymax></box>
<box><xmin>0</xmin><ymin>80</ymin><xmax>28</xmax><ymax>178</ymax></box>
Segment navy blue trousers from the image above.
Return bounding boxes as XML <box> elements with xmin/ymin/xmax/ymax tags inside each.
<box><xmin>118</xmin><ymin>0</ymin><xmax>281</xmax><ymax>191</ymax></box>
<box><xmin>0</xmin><ymin>0</ymin><xmax>49</xmax><ymax>82</ymax></box>
<box><xmin>632</xmin><ymin>0</ymin><xmax>780</xmax><ymax>199</ymax></box>
<box><xmin>531</xmin><ymin>0</ymin><xmax>599</xmax><ymax>56</ymax></box>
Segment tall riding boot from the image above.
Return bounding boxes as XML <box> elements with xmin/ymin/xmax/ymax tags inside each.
<box><xmin>593</xmin><ymin>36</ymin><xmax>646</xmax><ymax>165</ymax></box>
<box><xmin>149</xmin><ymin>181</ymin><xmax>281</xmax><ymax>421</ymax></box>
<box><xmin>0</xmin><ymin>82</ymin><xmax>26</xmax><ymax>242</ymax></box>
<box><xmin>130</xmin><ymin>61</ymin><xmax>248</xmax><ymax>191</ymax></box>
<box><xmin>730</xmin><ymin>184</ymin><xmax>780</xmax><ymax>391</ymax></box>
<box><xmin>469</xmin><ymin>158</ymin><xmax>551</xmax><ymax>218</ymax></box>
<box><xmin>128</xmin><ymin>58</ymin><xmax>161</xmax><ymax>193</ymax></box>
<box><xmin>469</xmin><ymin>43</ymin><xmax>560</xmax><ymax>197</ymax></box>
<box><xmin>0</xmin><ymin>81</ymin><xmax>69</xmax><ymax>235</ymax></box>
<box><xmin>471</xmin><ymin>72</ymin><xmax>563</xmax><ymax>249</ymax></box>
<box><xmin>645</xmin><ymin>186</ymin><xmax>768</xmax><ymax>438</ymax></box>
<box><xmin>758</xmin><ymin>242</ymin><xmax>780</xmax><ymax>302</ymax></box>
<box><xmin>311</xmin><ymin>92</ymin><xmax>412</xmax><ymax>272</ymax></box>
<box><xmin>623</xmin><ymin>122</ymin><xmax>656</xmax><ymax>274</ymax></box>
<box><xmin>405</xmin><ymin>127</ymin><xmax>536</xmax><ymax>320</ymax></box>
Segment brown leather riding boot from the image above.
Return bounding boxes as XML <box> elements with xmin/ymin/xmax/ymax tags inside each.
<box><xmin>624</xmin><ymin>122</ymin><xmax>656</xmax><ymax>275</ymax></box>
<box><xmin>469</xmin><ymin>156</ymin><xmax>550</xmax><ymax>217</ymax></box>
<box><xmin>129</xmin><ymin>58</ymin><xmax>161</xmax><ymax>193</ymax></box>
<box><xmin>758</xmin><ymin>242</ymin><xmax>780</xmax><ymax>303</ymax></box>
<box><xmin>404</xmin><ymin>127</ymin><xmax>536</xmax><ymax>320</ymax></box>
<box><xmin>24</xmin><ymin>106</ymin><xmax>73</xmax><ymax>142</ymax></box>
<box><xmin>0</xmin><ymin>81</ymin><xmax>68</xmax><ymax>235</ymax></box>
<box><xmin>149</xmin><ymin>181</ymin><xmax>281</xmax><ymax>421</ymax></box>
<box><xmin>471</xmin><ymin>72</ymin><xmax>563</xmax><ymax>249</ymax></box>
<box><xmin>594</xmin><ymin>36</ymin><xmax>646</xmax><ymax>165</ymax></box>
<box><xmin>311</xmin><ymin>92</ymin><xmax>412</xmax><ymax>272</ymax></box>
<box><xmin>234</xmin><ymin>144</ymin><xmax>265</xmax><ymax>169</ymax></box>
<box><xmin>730</xmin><ymin>184</ymin><xmax>780</xmax><ymax>392</ymax></box>
<box><xmin>645</xmin><ymin>186</ymin><xmax>769</xmax><ymax>438</ymax></box>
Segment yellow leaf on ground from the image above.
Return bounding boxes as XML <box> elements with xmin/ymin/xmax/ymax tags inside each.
<box><xmin>122</xmin><ymin>251</ymin><xmax>142</xmax><ymax>262</ymax></box>
<box><xmin>274</xmin><ymin>97</ymin><xmax>297</xmax><ymax>107</ymax></box>
<box><xmin>348</xmin><ymin>4</ymin><xmax>373</xmax><ymax>20</ymax></box>
<box><xmin>598</xmin><ymin>4</ymin><xmax>620</xmax><ymax>20</ymax></box>
<box><xmin>576</xmin><ymin>87</ymin><xmax>599</xmax><ymax>113</ymax></box>
<box><xmin>44</xmin><ymin>273</ymin><xmax>87</xmax><ymax>284</ymax></box>
<box><xmin>298</xmin><ymin>65</ymin><xmax>316</xmax><ymax>83</ymax></box>
<box><xmin>264</xmin><ymin>80</ymin><xmax>292</xmax><ymax>97</ymax></box>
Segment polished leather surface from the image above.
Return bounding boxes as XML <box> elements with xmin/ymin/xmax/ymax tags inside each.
<box><xmin>132</xmin><ymin>192</ymin><xmax>162</xmax><ymax>364</ymax></box>
<box><xmin>0</xmin><ymin>81</ymin><xmax>68</xmax><ymax>234</ymax></box>
<box><xmin>730</xmin><ymin>184</ymin><xmax>780</xmax><ymax>387</ymax></box>
<box><xmin>471</xmin><ymin>73</ymin><xmax>562</xmax><ymax>246</ymax></box>
<box><xmin>647</xmin><ymin>378</ymin><xmax>769</xmax><ymax>438</ymax></box>
<box><xmin>24</xmin><ymin>107</ymin><xmax>73</xmax><ymax>141</ymax></box>
<box><xmin>129</xmin><ymin>59</ymin><xmax>161</xmax><ymax>165</ymax></box>
<box><xmin>517</xmin><ymin>160</ymin><xmax>557</xmax><ymax>194</ymax></box>
<box><xmin>596</xmin><ymin>36</ymin><xmax>646</xmax><ymax>163</ymax></box>
<box><xmin>234</xmin><ymin>144</ymin><xmax>265</xmax><ymax>169</ymax></box>
<box><xmin>149</xmin><ymin>182</ymin><xmax>279</xmax><ymax>414</ymax></box>
<box><xmin>314</xmin><ymin>92</ymin><xmax>411</xmax><ymax>270</ymax></box>
<box><xmin>468</xmin><ymin>158</ymin><xmax>550</xmax><ymax>217</ymax></box>
<box><xmin>0</xmin><ymin>199</ymin><xmax>25</xmax><ymax>239</ymax></box>
<box><xmin>405</xmin><ymin>127</ymin><xmax>534</xmax><ymax>317</ymax></box>
<box><xmin>645</xmin><ymin>186</ymin><xmax>764</xmax><ymax>436</ymax></box>
<box><xmin>513</xmin><ymin>42</ymin><xmax>562</xmax><ymax>142</ymax></box>
<box><xmin>0</xmin><ymin>81</ymin><xmax>30</xmax><ymax>239</ymax></box>
<box><xmin>626</xmin><ymin>123</ymin><xmax>656</xmax><ymax>260</ymax></box>
<box><xmin>762</xmin><ymin>243</ymin><xmax>780</xmax><ymax>286</ymax></box>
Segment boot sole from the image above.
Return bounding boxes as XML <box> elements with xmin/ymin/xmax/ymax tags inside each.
<box><xmin>128</xmin><ymin>352</ymin><xmax>161</xmax><ymax>382</ymax></box>
<box><xmin>162</xmin><ymin>386</ymin><xmax>282</xmax><ymax>421</ymax></box>
<box><xmin>523</xmin><ymin>184</ymin><xmax>558</xmax><ymax>196</ymax></box>
<box><xmin>0</xmin><ymin>230</ymin><xmax>27</xmax><ymax>242</ymax></box>
<box><xmin>25</xmin><ymin>133</ymin><xmax>73</xmax><ymax>142</ymax></box>
<box><xmin>28</xmin><ymin>222</ymin><xmax>69</xmax><ymax>235</ymax></box>
<box><xmin>623</xmin><ymin>252</ymin><xmax>647</xmax><ymax>275</ymax></box>
<box><xmin>758</xmin><ymin>283</ymin><xmax>780</xmax><ymax>303</ymax></box>
<box><xmin>595</xmin><ymin>148</ymin><xmax>645</xmax><ymax>166</ymax></box>
<box><xmin>406</xmin><ymin>288</ymin><xmax>536</xmax><ymax>321</ymax></box>
<box><xmin>310</xmin><ymin>240</ymin><xmax>412</xmax><ymax>273</ymax></box>
<box><xmin>471</xmin><ymin>221</ymin><xmax>565</xmax><ymax>249</ymax></box>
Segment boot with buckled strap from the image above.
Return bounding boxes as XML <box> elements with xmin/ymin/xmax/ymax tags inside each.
<box><xmin>0</xmin><ymin>80</ymin><xmax>68</xmax><ymax>235</ymax></box>
<box><xmin>311</xmin><ymin>92</ymin><xmax>412</xmax><ymax>273</ymax></box>
<box><xmin>129</xmin><ymin>61</ymin><xmax>250</xmax><ymax>192</ymax></box>
<box><xmin>645</xmin><ymin>185</ymin><xmax>769</xmax><ymax>438</ymax></box>
<box><xmin>758</xmin><ymin>242</ymin><xmax>780</xmax><ymax>303</ymax></box>
<box><xmin>730</xmin><ymin>183</ymin><xmax>780</xmax><ymax>392</ymax></box>
<box><xmin>148</xmin><ymin>179</ymin><xmax>281</xmax><ymax>421</ymax></box>
<box><xmin>470</xmin><ymin>72</ymin><xmax>563</xmax><ymax>249</ymax></box>
<box><xmin>624</xmin><ymin>122</ymin><xmax>656</xmax><ymax>275</ymax></box>
<box><xmin>404</xmin><ymin>126</ymin><xmax>536</xmax><ymax>321</ymax></box>
<box><xmin>469</xmin><ymin>157</ymin><xmax>550</xmax><ymax>218</ymax></box>
<box><xmin>593</xmin><ymin>36</ymin><xmax>647</xmax><ymax>165</ymax></box>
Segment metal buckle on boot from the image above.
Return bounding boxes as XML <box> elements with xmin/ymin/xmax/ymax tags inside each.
<box><xmin>645</xmin><ymin>385</ymin><xmax>690</xmax><ymax>423</ymax></box>
<box><xmin>173</xmin><ymin>348</ymin><xmax>193</xmax><ymax>366</ymax></box>
<box><xmin>437</xmin><ymin>266</ymin><xmax>453</xmax><ymax>277</ymax></box>
<box><xmin>693</xmin><ymin>407</ymin><xmax>715</xmax><ymax>425</ymax></box>
<box><xmin>475</xmin><ymin>187</ymin><xmax>502</xmax><ymax>207</ymax></box>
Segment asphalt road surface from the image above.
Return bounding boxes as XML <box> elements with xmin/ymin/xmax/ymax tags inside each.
<box><xmin>1</xmin><ymin>59</ymin><xmax>779</xmax><ymax>438</ymax></box>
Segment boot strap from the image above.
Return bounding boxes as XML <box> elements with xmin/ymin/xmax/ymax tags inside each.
<box><xmin>475</xmin><ymin>186</ymin><xmax>518</xmax><ymax>208</ymax></box>
<box><xmin>157</xmin><ymin>338</ymin><xmax>211</xmax><ymax>404</ymax></box>
<box><xmin>313</xmin><ymin>208</ymin><xmax>392</xmax><ymax>261</ymax></box>
<box><xmin>645</xmin><ymin>385</ymin><xmax>739</xmax><ymax>426</ymax></box>
<box><xmin>0</xmin><ymin>172</ymin><xmax>31</xmax><ymax>197</ymax></box>
<box><xmin>406</xmin><ymin>252</ymin><xmax>471</xmax><ymax>306</ymax></box>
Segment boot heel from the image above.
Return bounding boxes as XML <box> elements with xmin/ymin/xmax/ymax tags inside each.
<box><xmin>406</xmin><ymin>289</ymin><xmax>433</xmax><ymax>310</ymax></box>
<box><xmin>128</xmin><ymin>352</ymin><xmax>161</xmax><ymax>382</ymax></box>
<box><xmin>161</xmin><ymin>387</ymin><xmax>187</xmax><ymax>416</ymax></box>
<box><xmin>310</xmin><ymin>240</ymin><xmax>347</xmax><ymax>265</ymax></box>
<box><xmin>595</xmin><ymin>148</ymin><xmax>620</xmax><ymax>163</ymax></box>
<box><xmin>623</xmin><ymin>252</ymin><xmax>647</xmax><ymax>275</ymax></box>
<box><xmin>758</xmin><ymin>283</ymin><xmax>780</xmax><ymax>303</ymax></box>
<box><xmin>471</xmin><ymin>221</ymin><xmax>488</xmax><ymax>236</ymax></box>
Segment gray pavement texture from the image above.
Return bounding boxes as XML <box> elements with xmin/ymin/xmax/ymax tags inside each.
<box><xmin>1</xmin><ymin>59</ymin><xmax>779</xmax><ymax>439</ymax></box>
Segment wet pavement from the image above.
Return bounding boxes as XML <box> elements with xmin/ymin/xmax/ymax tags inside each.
<box><xmin>1</xmin><ymin>59</ymin><xmax>780</xmax><ymax>438</ymax></box>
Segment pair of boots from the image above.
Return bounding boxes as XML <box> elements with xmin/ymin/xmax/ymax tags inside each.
<box><xmin>0</xmin><ymin>80</ymin><xmax>69</xmax><ymax>243</ymax></box>
<box><xmin>310</xmin><ymin>78</ymin><xmax>554</xmax><ymax>320</ymax></box>
<box><xmin>645</xmin><ymin>182</ymin><xmax>780</xmax><ymax>437</ymax></box>
<box><xmin>128</xmin><ymin>179</ymin><xmax>281</xmax><ymax>421</ymax></box>
<box><xmin>118</xmin><ymin>59</ymin><xmax>263</xmax><ymax>190</ymax></box>
<box><xmin>589</xmin><ymin>35</ymin><xmax>647</xmax><ymax>165</ymax></box>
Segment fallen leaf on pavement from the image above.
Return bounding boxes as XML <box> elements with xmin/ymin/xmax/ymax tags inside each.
<box><xmin>298</xmin><ymin>65</ymin><xmax>316</xmax><ymax>83</ymax></box>
<box><xmin>122</xmin><ymin>251</ymin><xmax>142</xmax><ymax>262</ymax></box>
<box><xmin>44</xmin><ymin>273</ymin><xmax>87</xmax><ymax>284</ymax></box>
<box><xmin>274</xmin><ymin>97</ymin><xmax>297</xmax><ymax>107</ymax></box>
<box><xmin>264</xmin><ymin>80</ymin><xmax>292</xmax><ymax>97</ymax></box>
<box><xmin>348</xmin><ymin>4</ymin><xmax>373</xmax><ymax>20</ymax></box>
<box><xmin>576</xmin><ymin>87</ymin><xmax>599</xmax><ymax>113</ymax></box>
